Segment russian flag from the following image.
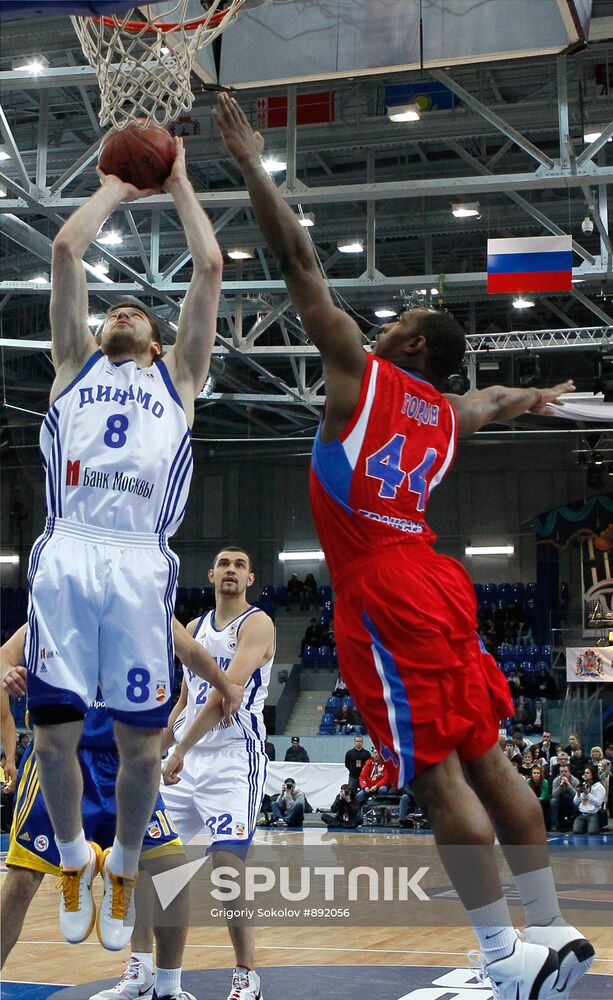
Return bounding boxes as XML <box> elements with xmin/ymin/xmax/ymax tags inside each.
<box><xmin>487</xmin><ymin>235</ymin><xmax>572</xmax><ymax>294</ymax></box>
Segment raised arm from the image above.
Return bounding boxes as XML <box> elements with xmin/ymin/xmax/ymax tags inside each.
<box><xmin>162</xmin><ymin>138</ymin><xmax>223</xmax><ymax>420</ymax></box>
<box><xmin>213</xmin><ymin>93</ymin><xmax>366</xmax><ymax>427</ymax></box>
<box><xmin>50</xmin><ymin>173</ymin><xmax>154</xmax><ymax>392</ymax></box>
<box><xmin>172</xmin><ymin>616</ymin><xmax>243</xmax><ymax>716</ymax></box>
<box><xmin>445</xmin><ymin>380</ymin><xmax>575</xmax><ymax>437</ymax></box>
<box><xmin>0</xmin><ymin>624</ymin><xmax>27</xmax><ymax>790</ymax></box>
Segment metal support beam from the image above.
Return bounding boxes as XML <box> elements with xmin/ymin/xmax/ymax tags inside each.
<box><xmin>571</xmin><ymin>289</ymin><xmax>613</xmax><ymax>326</ymax></box>
<box><xmin>580</xmin><ymin>183</ymin><xmax>612</xmax><ymax>257</ymax></box>
<box><xmin>161</xmin><ymin>207</ymin><xmax>241</xmax><ymax>281</ymax></box>
<box><xmin>366</xmin><ymin>151</ymin><xmax>376</xmax><ymax>280</ymax></box>
<box><xmin>49</xmin><ymin>137</ymin><xmax>102</xmax><ymax>195</ymax></box>
<box><xmin>431</xmin><ymin>70</ymin><xmax>555</xmax><ymax>170</ymax></box>
<box><xmin>0</xmin><ymin>103</ymin><xmax>30</xmax><ymax>189</ymax></box>
<box><xmin>576</xmin><ymin>121</ymin><xmax>613</xmax><ymax>169</ymax></box>
<box><xmin>286</xmin><ymin>85</ymin><xmax>297</xmax><ymax>191</ymax></box>
<box><xmin>35</xmin><ymin>93</ymin><xmax>49</xmax><ymax>191</ymax></box>
<box><xmin>556</xmin><ymin>56</ymin><xmax>571</xmax><ymax>171</ymax></box>
<box><xmin>150</xmin><ymin>208</ymin><xmax>160</xmax><ymax>280</ymax></box>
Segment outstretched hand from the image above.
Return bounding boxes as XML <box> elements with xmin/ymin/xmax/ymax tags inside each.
<box><xmin>1</xmin><ymin>665</ymin><xmax>27</xmax><ymax>696</ymax></box>
<box><xmin>96</xmin><ymin>167</ymin><xmax>160</xmax><ymax>203</ymax></box>
<box><xmin>162</xmin><ymin>748</ymin><xmax>184</xmax><ymax>785</ymax></box>
<box><xmin>212</xmin><ymin>92</ymin><xmax>265</xmax><ymax>167</ymax></box>
<box><xmin>163</xmin><ymin>136</ymin><xmax>189</xmax><ymax>193</ymax></box>
<box><xmin>530</xmin><ymin>379</ymin><xmax>576</xmax><ymax>413</ymax></box>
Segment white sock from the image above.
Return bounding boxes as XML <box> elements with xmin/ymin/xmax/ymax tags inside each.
<box><xmin>56</xmin><ymin>830</ymin><xmax>90</xmax><ymax>870</ymax></box>
<box><xmin>514</xmin><ymin>867</ymin><xmax>564</xmax><ymax>927</ymax></box>
<box><xmin>155</xmin><ymin>967</ymin><xmax>182</xmax><ymax>996</ymax></box>
<box><xmin>107</xmin><ymin>838</ymin><xmax>140</xmax><ymax>879</ymax></box>
<box><xmin>132</xmin><ymin>951</ymin><xmax>153</xmax><ymax>974</ymax></box>
<box><xmin>466</xmin><ymin>897</ymin><xmax>518</xmax><ymax>963</ymax></box>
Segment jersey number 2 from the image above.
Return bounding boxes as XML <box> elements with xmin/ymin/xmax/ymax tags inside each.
<box><xmin>365</xmin><ymin>434</ymin><xmax>437</xmax><ymax>511</ymax></box>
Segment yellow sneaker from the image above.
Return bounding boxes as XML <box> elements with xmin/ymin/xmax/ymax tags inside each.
<box><xmin>56</xmin><ymin>841</ymin><xmax>102</xmax><ymax>944</ymax></box>
<box><xmin>96</xmin><ymin>847</ymin><xmax>137</xmax><ymax>951</ymax></box>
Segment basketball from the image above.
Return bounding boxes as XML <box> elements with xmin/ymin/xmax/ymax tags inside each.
<box><xmin>98</xmin><ymin>121</ymin><xmax>175</xmax><ymax>190</ymax></box>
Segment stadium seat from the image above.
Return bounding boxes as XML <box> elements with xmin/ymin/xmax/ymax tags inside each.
<box><xmin>526</xmin><ymin>582</ymin><xmax>537</xmax><ymax>597</ymax></box>
<box><xmin>302</xmin><ymin>644</ymin><xmax>318</xmax><ymax>667</ymax></box>
<box><xmin>498</xmin><ymin>583</ymin><xmax>512</xmax><ymax>601</ymax></box>
<box><xmin>317</xmin><ymin>585</ymin><xmax>333</xmax><ymax>607</ymax></box>
<box><xmin>317</xmin><ymin>644</ymin><xmax>333</xmax><ymax>666</ymax></box>
<box><xmin>474</xmin><ymin>583</ymin><xmax>484</xmax><ymax>600</ymax></box>
<box><xmin>484</xmin><ymin>583</ymin><xmax>498</xmax><ymax>599</ymax></box>
<box><xmin>275</xmin><ymin>585</ymin><xmax>289</xmax><ymax>607</ymax></box>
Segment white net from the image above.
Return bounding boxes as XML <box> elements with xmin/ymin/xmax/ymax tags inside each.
<box><xmin>71</xmin><ymin>1</ymin><xmax>246</xmax><ymax>130</ymax></box>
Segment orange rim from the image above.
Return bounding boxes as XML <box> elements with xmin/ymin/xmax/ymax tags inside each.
<box><xmin>91</xmin><ymin>9</ymin><xmax>236</xmax><ymax>33</ymax></box>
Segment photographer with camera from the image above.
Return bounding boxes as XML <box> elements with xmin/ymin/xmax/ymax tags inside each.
<box><xmin>271</xmin><ymin>777</ymin><xmax>305</xmax><ymax>828</ymax></box>
<box><xmin>320</xmin><ymin>783</ymin><xmax>363</xmax><ymax>829</ymax></box>
<box><xmin>572</xmin><ymin>764</ymin><xmax>606</xmax><ymax>835</ymax></box>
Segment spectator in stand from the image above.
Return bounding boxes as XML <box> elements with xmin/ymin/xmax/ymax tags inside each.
<box><xmin>569</xmin><ymin>745</ymin><xmax>588</xmax><ymax>780</ymax></box>
<box><xmin>503</xmin><ymin>739</ymin><xmax>522</xmax><ymax>766</ymax></box>
<box><xmin>344</xmin><ymin>735</ymin><xmax>371</xmax><ymax>793</ymax></box>
<box><xmin>590</xmin><ymin>747</ymin><xmax>610</xmax><ymax>811</ymax></box>
<box><xmin>287</xmin><ymin>573</ymin><xmax>304</xmax><ymax>609</ymax></box>
<box><xmin>320</xmin><ymin>784</ymin><xmax>362</xmax><ymax>829</ymax></box>
<box><xmin>550</xmin><ymin>749</ymin><xmax>569</xmax><ymax>782</ymax></box>
<box><xmin>334</xmin><ymin>702</ymin><xmax>355</xmax><ymax>735</ymax></box>
<box><xmin>271</xmin><ymin>778</ymin><xmax>305</xmax><ymax>827</ymax></box>
<box><xmin>301</xmin><ymin>573</ymin><xmax>318</xmax><ymax>611</ymax></box>
<box><xmin>332</xmin><ymin>674</ymin><xmax>349</xmax><ymax>698</ymax></box>
<box><xmin>572</xmin><ymin>765</ymin><xmax>606</xmax><ymax>835</ymax></box>
<box><xmin>322</xmin><ymin>621</ymin><xmax>335</xmax><ymax>648</ymax></box>
<box><xmin>535</xmin><ymin>731</ymin><xmax>554</xmax><ymax>770</ymax></box>
<box><xmin>301</xmin><ymin>617</ymin><xmax>323</xmax><ymax>653</ymax></box>
<box><xmin>264</xmin><ymin>739</ymin><xmax>276</xmax><ymax>761</ymax></box>
<box><xmin>398</xmin><ymin>784</ymin><xmax>420</xmax><ymax>827</ymax></box>
<box><xmin>606</xmin><ymin>744</ymin><xmax>613</xmax><ymax>764</ymax></box>
<box><xmin>356</xmin><ymin>748</ymin><xmax>392</xmax><ymax>806</ymax></box>
<box><xmin>566</xmin><ymin>733</ymin><xmax>582</xmax><ymax>755</ymax></box>
<box><xmin>534</xmin><ymin>669</ymin><xmax>557</xmax><ymax>700</ymax></box>
<box><xmin>512</xmin><ymin>695</ymin><xmax>534</xmax><ymax>734</ymax></box>
<box><xmin>0</xmin><ymin>752</ymin><xmax>15</xmax><ymax>834</ymax></box>
<box><xmin>284</xmin><ymin>736</ymin><xmax>310</xmax><ymax>763</ymax></box>
<box><xmin>511</xmin><ymin>731</ymin><xmax>528</xmax><ymax>755</ymax></box>
<box><xmin>519</xmin><ymin>750</ymin><xmax>534</xmax><ymax>779</ymax></box>
<box><xmin>528</xmin><ymin>698</ymin><xmax>546</xmax><ymax>735</ymax></box>
<box><xmin>506</xmin><ymin>670</ymin><xmax>523</xmax><ymax>699</ymax></box>
<box><xmin>527</xmin><ymin>765</ymin><xmax>551</xmax><ymax>829</ymax></box>
<box><xmin>550</xmin><ymin>764</ymin><xmax>579</xmax><ymax>831</ymax></box>
<box><xmin>14</xmin><ymin>732</ymin><xmax>31</xmax><ymax>768</ymax></box>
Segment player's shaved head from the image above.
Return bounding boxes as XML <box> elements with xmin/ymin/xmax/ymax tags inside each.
<box><xmin>213</xmin><ymin>546</ymin><xmax>254</xmax><ymax>573</ymax></box>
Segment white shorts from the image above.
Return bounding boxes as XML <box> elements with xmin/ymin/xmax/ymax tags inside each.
<box><xmin>26</xmin><ymin>517</ymin><xmax>178</xmax><ymax>726</ymax></box>
<box><xmin>160</xmin><ymin>744</ymin><xmax>268</xmax><ymax>853</ymax></box>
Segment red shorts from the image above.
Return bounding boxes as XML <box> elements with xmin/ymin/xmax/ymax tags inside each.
<box><xmin>333</xmin><ymin>545</ymin><xmax>513</xmax><ymax>786</ymax></box>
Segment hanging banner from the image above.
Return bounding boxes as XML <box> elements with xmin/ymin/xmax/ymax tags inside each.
<box><xmin>566</xmin><ymin>646</ymin><xmax>613</xmax><ymax>682</ymax></box>
<box><xmin>487</xmin><ymin>235</ymin><xmax>572</xmax><ymax>294</ymax></box>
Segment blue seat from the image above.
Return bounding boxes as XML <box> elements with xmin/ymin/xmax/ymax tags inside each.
<box><xmin>474</xmin><ymin>583</ymin><xmax>484</xmax><ymax>600</ymax></box>
<box><xmin>497</xmin><ymin>643</ymin><xmax>513</xmax><ymax>661</ymax></box>
<box><xmin>498</xmin><ymin>583</ymin><xmax>512</xmax><ymax>601</ymax></box>
<box><xmin>502</xmin><ymin>660</ymin><xmax>516</xmax><ymax>675</ymax></box>
<box><xmin>276</xmin><ymin>586</ymin><xmax>289</xmax><ymax>606</ymax></box>
<box><xmin>511</xmin><ymin>582</ymin><xmax>525</xmax><ymax>601</ymax></box>
<box><xmin>317</xmin><ymin>644</ymin><xmax>332</xmax><ymax>666</ymax></box>
<box><xmin>526</xmin><ymin>582</ymin><xmax>537</xmax><ymax>598</ymax></box>
<box><xmin>326</xmin><ymin>696</ymin><xmax>342</xmax><ymax>711</ymax></box>
<box><xmin>317</xmin><ymin>586</ymin><xmax>332</xmax><ymax>607</ymax></box>
<box><xmin>539</xmin><ymin>644</ymin><xmax>551</xmax><ymax>662</ymax></box>
<box><xmin>484</xmin><ymin>583</ymin><xmax>498</xmax><ymax>599</ymax></box>
<box><xmin>302</xmin><ymin>644</ymin><xmax>318</xmax><ymax>667</ymax></box>
<box><xmin>496</xmin><ymin>597</ymin><xmax>508</xmax><ymax>610</ymax></box>
<box><xmin>261</xmin><ymin>585</ymin><xmax>275</xmax><ymax>600</ymax></box>
<box><xmin>319</xmin><ymin>610</ymin><xmax>332</xmax><ymax>625</ymax></box>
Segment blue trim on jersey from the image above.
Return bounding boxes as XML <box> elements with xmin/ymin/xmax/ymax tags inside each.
<box><xmin>159</xmin><ymin>536</ymin><xmax>179</xmax><ymax>698</ymax></box>
<box><xmin>109</xmin><ymin>701</ymin><xmax>172</xmax><ymax>727</ymax></box>
<box><xmin>311</xmin><ymin>426</ymin><xmax>354</xmax><ymax>515</ymax></box>
<box><xmin>245</xmin><ymin>669</ymin><xmax>262</xmax><ymax>710</ymax></box>
<box><xmin>192</xmin><ymin>609</ymin><xmax>211</xmax><ymax>640</ymax></box>
<box><xmin>155</xmin><ymin>431</ymin><xmax>191</xmax><ymax>533</ymax></box>
<box><xmin>236</xmin><ymin>606</ymin><xmax>261</xmax><ymax>637</ymax></box>
<box><xmin>26</xmin><ymin>520</ymin><xmax>55</xmax><ymax>678</ymax></box>
<box><xmin>208</xmin><ymin>837</ymin><xmax>253</xmax><ymax>860</ymax></box>
<box><xmin>157</xmin><ymin>358</ymin><xmax>184</xmax><ymax>410</ymax></box>
<box><xmin>53</xmin><ymin>349</ymin><xmax>103</xmax><ymax>403</ymax></box>
<box><xmin>164</xmin><ymin>446</ymin><xmax>193</xmax><ymax>534</ymax></box>
<box><xmin>210</xmin><ymin>605</ymin><xmax>255</xmax><ymax>635</ymax></box>
<box><xmin>362</xmin><ymin>611</ymin><xmax>415</xmax><ymax>785</ymax></box>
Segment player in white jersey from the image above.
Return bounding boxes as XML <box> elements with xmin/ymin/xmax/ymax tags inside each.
<box><xmin>101</xmin><ymin>546</ymin><xmax>274</xmax><ymax>1000</ymax></box>
<box><xmin>25</xmin><ymin>139</ymin><xmax>243</xmax><ymax>953</ymax></box>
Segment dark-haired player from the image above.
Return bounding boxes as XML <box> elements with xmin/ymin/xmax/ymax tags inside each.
<box><xmin>212</xmin><ymin>92</ymin><xmax>593</xmax><ymax>1000</ymax></box>
<box><xmin>26</xmin><ymin>136</ymin><xmax>229</xmax><ymax>951</ymax></box>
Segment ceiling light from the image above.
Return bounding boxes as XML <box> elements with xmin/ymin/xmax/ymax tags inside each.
<box><xmin>0</xmin><ymin>555</ymin><xmax>19</xmax><ymax>565</ymax></box>
<box><xmin>387</xmin><ymin>103</ymin><xmax>421</xmax><ymax>123</ymax></box>
<box><xmin>12</xmin><ymin>54</ymin><xmax>49</xmax><ymax>74</ymax></box>
<box><xmin>337</xmin><ymin>239</ymin><xmax>364</xmax><ymax>254</ymax></box>
<box><xmin>0</xmin><ymin>183</ymin><xmax>6</xmax><ymax>198</ymax></box>
<box><xmin>374</xmin><ymin>308</ymin><xmax>396</xmax><ymax>319</ymax></box>
<box><xmin>262</xmin><ymin>156</ymin><xmax>287</xmax><ymax>174</ymax></box>
<box><xmin>298</xmin><ymin>212</ymin><xmax>315</xmax><ymax>227</ymax></box>
<box><xmin>451</xmin><ymin>202</ymin><xmax>480</xmax><ymax>218</ymax></box>
<box><xmin>227</xmin><ymin>249</ymin><xmax>254</xmax><ymax>260</ymax></box>
<box><xmin>431</xmin><ymin>287</ymin><xmax>439</xmax><ymax>296</ymax></box>
<box><xmin>465</xmin><ymin>545</ymin><xmax>514</xmax><ymax>556</ymax></box>
<box><xmin>0</xmin><ymin>148</ymin><xmax>11</xmax><ymax>162</ymax></box>
<box><xmin>98</xmin><ymin>229</ymin><xmax>123</xmax><ymax>246</ymax></box>
<box><xmin>92</xmin><ymin>258</ymin><xmax>109</xmax><ymax>275</ymax></box>
<box><xmin>583</xmin><ymin>126</ymin><xmax>611</xmax><ymax>143</ymax></box>
<box><xmin>29</xmin><ymin>273</ymin><xmax>49</xmax><ymax>284</ymax></box>
<box><xmin>513</xmin><ymin>297</ymin><xmax>535</xmax><ymax>309</ymax></box>
<box><xmin>278</xmin><ymin>549</ymin><xmax>325</xmax><ymax>562</ymax></box>
<box><xmin>87</xmin><ymin>314</ymin><xmax>103</xmax><ymax>327</ymax></box>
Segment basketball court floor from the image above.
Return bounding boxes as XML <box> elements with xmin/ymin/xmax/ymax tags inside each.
<box><xmin>2</xmin><ymin>828</ymin><xmax>612</xmax><ymax>999</ymax></box>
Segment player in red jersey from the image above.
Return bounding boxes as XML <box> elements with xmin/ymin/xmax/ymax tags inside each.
<box><xmin>213</xmin><ymin>94</ymin><xmax>595</xmax><ymax>1000</ymax></box>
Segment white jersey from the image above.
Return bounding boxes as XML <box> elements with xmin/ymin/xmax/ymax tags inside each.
<box><xmin>40</xmin><ymin>351</ymin><xmax>192</xmax><ymax>535</ymax></box>
<box><xmin>176</xmin><ymin>606</ymin><xmax>274</xmax><ymax>750</ymax></box>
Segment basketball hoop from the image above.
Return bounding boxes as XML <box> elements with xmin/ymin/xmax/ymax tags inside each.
<box><xmin>71</xmin><ymin>1</ymin><xmax>247</xmax><ymax>130</ymax></box>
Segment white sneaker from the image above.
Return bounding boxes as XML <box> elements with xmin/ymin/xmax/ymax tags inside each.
<box><xmin>56</xmin><ymin>841</ymin><xmax>102</xmax><ymax>944</ymax></box>
<box><xmin>524</xmin><ymin>924</ymin><xmax>595</xmax><ymax>999</ymax></box>
<box><xmin>89</xmin><ymin>958</ymin><xmax>155</xmax><ymax>1000</ymax></box>
<box><xmin>96</xmin><ymin>847</ymin><xmax>137</xmax><ymax>951</ymax></box>
<box><xmin>469</xmin><ymin>937</ymin><xmax>559</xmax><ymax>999</ymax></box>
<box><xmin>227</xmin><ymin>969</ymin><xmax>263</xmax><ymax>1000</ymax></box>
<box><xmin>151</xmin><ymin>991</ymin><xmax>196</xmax><ymax>1000</ymax></box>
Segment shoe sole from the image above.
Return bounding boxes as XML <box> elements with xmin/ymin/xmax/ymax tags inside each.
<box><xmin>531</xmin><ymin>947</ymin><xmax>561</xmax><ymax>999</ymax></box>
<box><xmin>551</xmin><ymin>940</ymin><xmax>596</xmax><ymax>1000</ymax></box>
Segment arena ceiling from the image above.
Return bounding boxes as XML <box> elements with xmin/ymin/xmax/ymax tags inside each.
<box><xmin>0</xmin><ymin>0</ymin><xmax>612</xmax><ymax>453</ymax></box>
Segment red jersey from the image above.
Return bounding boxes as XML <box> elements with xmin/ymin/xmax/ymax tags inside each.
<box><xmin>310</xmin><ymin>351</ymin><xmax>457</xmax><ymax>589</ymax></box>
